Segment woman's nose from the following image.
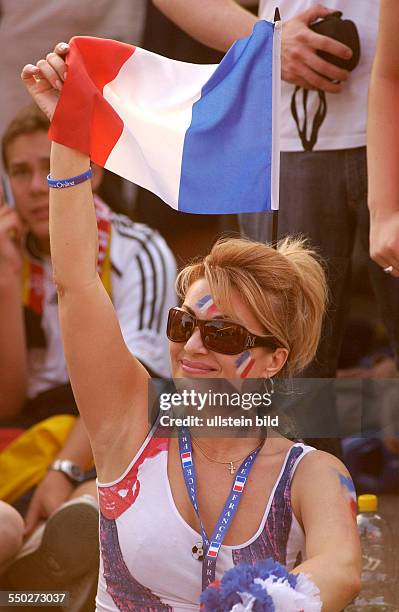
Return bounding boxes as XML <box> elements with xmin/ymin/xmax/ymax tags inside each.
<box><xmin>183</xmin><ymin>327</ymin><xmax>208</xmax><ymax>354</ymax></box>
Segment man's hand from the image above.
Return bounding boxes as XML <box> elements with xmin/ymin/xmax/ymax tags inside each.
<box><xmin>21</xmin><ymin>43</ymin><xmax>70</xmax><ymax>122</ymax></box>
<box><xmin>24</xmin><ymin>471</ymin><xmax>74</xmax><ymax>537</ymax></box>
<box><xmin>282</xmin><ymin>4</ymin><xmax>352</xmax><ymax>93</ymax></box>
<box><xmin>369</xmin><ymin>211</ymin><xmax>399</xmax><ymax>277</ymax></box>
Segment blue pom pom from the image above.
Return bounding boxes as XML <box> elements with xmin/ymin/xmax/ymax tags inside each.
<box><xmin>201</xmin><ymin>558</ymin><xmax>300</xmax><ymax>611</ymax></box>
<box><xmin>200</xmin><ymin>583</ymin><xmax>223</xmax><ymax>611</ymax></box>
<box><xmin>220</xmin><ymin>563</ymin><xmax>255</xmax><ymax>598</ymax></box>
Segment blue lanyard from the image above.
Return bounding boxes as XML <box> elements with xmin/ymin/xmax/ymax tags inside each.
<box><xmin>178</xmin><ymin>427</ymin><xmax>262</xmax><ymax>590</ymax></box>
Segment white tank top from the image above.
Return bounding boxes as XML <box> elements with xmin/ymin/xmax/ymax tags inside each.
<box><xmin>96</xmin><ymin>425</ymin><xmax>315</xmax><ymax>611</ymax></box>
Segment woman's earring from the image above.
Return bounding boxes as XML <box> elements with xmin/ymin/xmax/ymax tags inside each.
<box><xmin>264</xmin><ymin>375</ymin><xmax>274</xmax><ymax>396</ymax></box>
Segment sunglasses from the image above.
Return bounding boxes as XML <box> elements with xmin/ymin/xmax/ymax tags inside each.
<box><xmin>167</xmin><ymin>307</ymin><xmax>280</xmax><ymax>355</ymax></box>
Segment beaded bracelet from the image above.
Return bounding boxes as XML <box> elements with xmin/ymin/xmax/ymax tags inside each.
<box><xmin>47</xmin><ymin>167</ymin><xmax>92</xmax><ymax>189</ymax></box>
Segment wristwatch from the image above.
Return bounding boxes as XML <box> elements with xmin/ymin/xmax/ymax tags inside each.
<box><xmin>48</xmin><ymin>459</ymin><xmax>84</xmax><ymax>483</ymax></box>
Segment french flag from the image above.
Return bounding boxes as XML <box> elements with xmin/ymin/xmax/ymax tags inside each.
<box><xmin>235</xmin><ymin>351</ymin><xmax>255</xmax><ymax>379</ymax></box>
<box><xmin>50</xmin><ymin>20</ymin><xmax>281</xmax><ymax>214</ymax></box>
<box><xmin>233</xmin><ymin>475</ymin><xmax>247</xmax><ymax>493</ymax></box>
<box><xmin>207</xmin><ymin>541</ymin><xmax>221</xmax><ymax>558</ymax></box>
<box><xmin>197</xmin><ymin>295</ymin><xmax>218</xmax><ymax>316</ymax></box>
<box><xmin>181</xmin><ymin>452</ymin><xmax>193</xmax><ymax>468</ymax></box>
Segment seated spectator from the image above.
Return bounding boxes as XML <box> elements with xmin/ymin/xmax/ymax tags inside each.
<box><xmin>0</xmin><ymin>502</ymin><xmax>24</xmax><ymax>574</ymax></box>
<box><xmin>0</xmin><ymin>106</ymin><xmax>176</xmax><ymax>603</ymax></box>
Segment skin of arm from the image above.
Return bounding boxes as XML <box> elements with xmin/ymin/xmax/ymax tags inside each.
<box><xmin>49</xmin><ymin>145</ymin><xmax>150</xmax><ymax>478</ymax></box>
<box><xmin>291</xmin><ymin>452</ymin><xmax>361</xmax><ymax>611</ymax></box>
<box><xmin>24</xmin><ymin>416</ymin><xmax>94</xmax><ymax>535</ymax></box>
<box><xmin>21</xmin><ymin>52</ymin><xmax>151</xmax><ymax>482</ymax></box>
<box><xmin>367</xmin><ymin>0</ymin><xmax>399</xmax><ymax>275</ymax></box>
<box><xmin>0</xmin><ymin>201</ymin><xmax>27</xmax><ymax>419</ymax></box>
<box><xmin>152</xmin><ymin>0</ymin><xmax>352</xmax><ymax>92</ymax></box>
<box><xmin>153</xmin><ymin>0</ymin><xmax>257</xmax><ymax>52</ymax></box>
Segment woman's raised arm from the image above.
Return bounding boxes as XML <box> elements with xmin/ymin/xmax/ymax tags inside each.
<box><xmin>21</xmin><ymin>47</ymin><xmax>151</xmax><ymax>478</ymax></box>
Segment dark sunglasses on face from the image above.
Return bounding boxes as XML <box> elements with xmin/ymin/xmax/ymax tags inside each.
<box><xmin>166</xmin><ymin>307</ymin><xmax>280</xmax><ymax>356</ymax></box>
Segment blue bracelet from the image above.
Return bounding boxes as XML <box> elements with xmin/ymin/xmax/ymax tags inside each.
<box><xmin>47</xmin><ymin>167</ymin><xmax>93</xmax><ymax>189</ymax></box>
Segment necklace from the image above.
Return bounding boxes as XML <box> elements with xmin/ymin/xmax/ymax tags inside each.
<box><xmin>179</xmin><ymin>426</ymin><xmax>264</xmax><ymax>587</ymax></box>
<box><xmin>191</xmin><ymin>437</ymin><xmax>265</xmax><ymax>474</ymax></box>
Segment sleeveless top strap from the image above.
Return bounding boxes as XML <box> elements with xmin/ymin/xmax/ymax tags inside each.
<box><xmin>232</xmin><ymin>444</ymin><xmax>314</xmax><ymax>567</ymax></box>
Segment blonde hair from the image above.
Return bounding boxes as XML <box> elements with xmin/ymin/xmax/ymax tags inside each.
<box><xmin>176</xmin><ymin>236</ymin><xmax>328</xmax><ymax>376</ymax></box>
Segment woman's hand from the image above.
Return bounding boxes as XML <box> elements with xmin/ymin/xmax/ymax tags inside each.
<box><xmin>20</xmin><ymin>43</ymin><xmax>70</xmax><ymax>121</ymax></box>
<box><xmin>369</xmin><ymin>210</ymin><xmax>399</xmax><ymax>278</ymax></box>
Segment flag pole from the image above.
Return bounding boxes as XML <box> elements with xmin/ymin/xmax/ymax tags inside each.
<box><xmin>272</xmin><ymin>7</ymin><xmax>280</xmax><ymax>245</ymax></box>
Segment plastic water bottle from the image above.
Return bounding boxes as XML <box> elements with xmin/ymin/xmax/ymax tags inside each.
<box><xmin>347</xmin><ymin>494</ymin><xmax>397</xmax><ymax>611</ymax></box>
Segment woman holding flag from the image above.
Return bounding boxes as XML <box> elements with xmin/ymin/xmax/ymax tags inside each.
<box><xmin>20</xmin><ymin>45</ymin><xmax>360</xmax><ymax>611</ymax></box>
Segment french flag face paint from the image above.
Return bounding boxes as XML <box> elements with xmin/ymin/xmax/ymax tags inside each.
<box><xmin>338</xmin><ymin>472</ymin><xmax>357</xmax><ymax>518</ymax></box>
<box><xmin>196</xmin><ymin>294</ymin><xmax>219</xmax><ymax>317</ymax></box>
<box><xmin>235</xmin><ymin>350</ymin><xmax>255</xmax><ymax>379</ymax></box>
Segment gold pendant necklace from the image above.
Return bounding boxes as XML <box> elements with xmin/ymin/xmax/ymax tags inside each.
<box><xmin>191</xmin><ymin>437</ymin><xmax>264</xmax><ymax>474</ymax></box>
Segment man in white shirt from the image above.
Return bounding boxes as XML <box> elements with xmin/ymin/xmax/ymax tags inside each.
<box><xmin>152</xmin><ymin>0</ymin><xmax>399</xmax><ymax>380</ymax></box>
<box><xmin>151</xmin><ymin>1</ymin><xmax>399</xmax><ymax>458</ymax></box>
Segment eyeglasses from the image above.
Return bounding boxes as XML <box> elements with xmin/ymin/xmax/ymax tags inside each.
<box><xmin>167</xmin><ymin>307</ymin><xmax>280</xmax><ymax>355</ymax></box>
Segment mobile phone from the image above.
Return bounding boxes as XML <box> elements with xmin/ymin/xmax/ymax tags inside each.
<box><xmin>1</xmin><ymin>174</ymin><xmax>15</xmax><ymax>208</ymax></box>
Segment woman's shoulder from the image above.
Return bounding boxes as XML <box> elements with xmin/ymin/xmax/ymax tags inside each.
<box><xmin>290</xmin><ymin>448</ymin><xmax>353</xmax><ymax>525</ymax></box>
<box><xmin>292</xmin><ymin>447</ymin><xmax>348</xmax><ymax>475</ymax></box>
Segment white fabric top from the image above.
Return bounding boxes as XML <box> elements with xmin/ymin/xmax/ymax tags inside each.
<box><xmin>259</xmin><ymin>0</ymin><xmax>379</xmax><ymax>151</ymax></box>
<box><xmin>96</xmin><ymin>425</ymin><xmax>315</xmax><ymax>611</ymax></box>
<box><xmin>25</xmin><ymin>208</ymin><xmax>176</xmax><ymax>398</ymax></box>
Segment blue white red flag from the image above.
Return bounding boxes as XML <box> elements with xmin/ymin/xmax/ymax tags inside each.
<box><xmin>233</xmin><ymin>475</ymin><xmax>247</xmax><ymax>493</ymax></box>
<box><xmin>181</xmin><ymin>452</ymin><xmax>193</xmax><ymax>468</ymax></box>
<box><xmin>50</xmin><ymin>20</ymin><xmax>281</xmax><ymax>214</ymax></box>
<box><xmin>207</xmin><ymin>541</ymin><xmax>221</xmax><ymax>558</ymax></box>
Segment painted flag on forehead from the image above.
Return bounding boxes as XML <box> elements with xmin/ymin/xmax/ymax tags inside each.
<box><xmin>49</xmin><ymin>20</ymin><xmax>281</xmax><ymax>214</ymax></box>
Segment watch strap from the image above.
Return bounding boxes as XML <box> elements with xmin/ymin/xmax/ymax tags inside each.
<box><xmin>48</xmin><ymin>459</ymin><xmax>84</xmax><ymax>483</ymax></box>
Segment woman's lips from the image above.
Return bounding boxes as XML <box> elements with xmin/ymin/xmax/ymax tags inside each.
<box><xmin>180</xmin><ymin>359</ymin><xmax>217</xmax><ymax>375</ymax></box>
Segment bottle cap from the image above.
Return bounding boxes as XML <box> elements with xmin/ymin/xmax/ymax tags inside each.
<box><xmin>358</xmin><ymin>494</ymin><xmax>378</xmax><ymax>512</ymax></box>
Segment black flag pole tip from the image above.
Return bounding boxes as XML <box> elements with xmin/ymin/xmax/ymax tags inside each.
<box><xmin>274</xmin><ymin>7</ymin><xmax>281</xmax><ymax>22</ymax></box>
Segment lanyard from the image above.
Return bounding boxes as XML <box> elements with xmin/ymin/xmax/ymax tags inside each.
<box><xmin>178</xmin><ymin>427</ymin><xmax>261</xmax><ymax>590</ymax></box>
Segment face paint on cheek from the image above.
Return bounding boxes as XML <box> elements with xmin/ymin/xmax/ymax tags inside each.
<box><xmin>196</xmin><ymin>294</ymin><xmax>219</xmax><ymax>317</ymax></box>
<box><xmin>337</xmin><ymin>472</ymin><xmax>357</xmax><ymax>518</ymax></box>
<box><xmin>235</xmin><ymin>350</ymin><xmax>255</xmax><ymax>379</ymax></box>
